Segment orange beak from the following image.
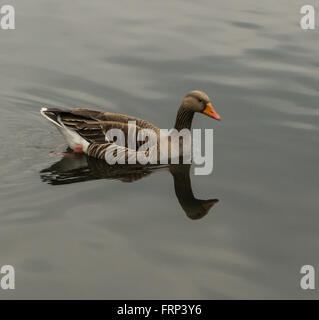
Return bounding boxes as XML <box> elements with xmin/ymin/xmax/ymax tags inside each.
<box><xmin>203</xmin><ymin>103</ymin><xmax>221</xmax><ymax>121</ymax></box>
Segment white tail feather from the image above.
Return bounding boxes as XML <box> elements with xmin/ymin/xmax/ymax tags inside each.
<box><xmin>57</xmin><ymin>115</ymin><xmax>90</xmax><ymax>152</ymax></box>
<box><xmin>41</xmin><ymin>108</ymin><xmax>89</xmax><ymax>152</ymax></box>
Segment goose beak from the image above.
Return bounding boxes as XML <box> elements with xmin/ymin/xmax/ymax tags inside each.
<box><xmin>203</xmin><ymin>103</ymin><xmax>221</xmax><ymax>121</ymax></box>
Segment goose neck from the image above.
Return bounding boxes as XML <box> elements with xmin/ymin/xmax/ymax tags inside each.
<box><xmin>174</xmin><ymin>106</ymin><xmax>194</xmax><ymax>131</ymax></box>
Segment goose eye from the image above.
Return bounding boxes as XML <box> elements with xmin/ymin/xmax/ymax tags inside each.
<box><xmin>198</xmin><ymin>98</ymin><xmax>203</xmax><ymax>103</ymax></box>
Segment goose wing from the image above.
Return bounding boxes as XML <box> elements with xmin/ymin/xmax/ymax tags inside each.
<box><xmin>41</xmin><ymin>107</ymin><xmax>160</xmax><ymax>161</ymax></box>
<box><xmin>42</xmin><ymin>107</ymin><xmax>159</xmax><ymax>144</ymax></box>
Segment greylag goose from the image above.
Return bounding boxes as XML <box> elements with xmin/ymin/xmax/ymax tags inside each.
<box><xmin>41</xmin><ymin>90</ymin><xmax>220</xmax><ymax>161</ymax></box>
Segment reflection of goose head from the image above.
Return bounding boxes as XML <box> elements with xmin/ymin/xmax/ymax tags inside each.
<box><xmin>169</xmin><ymin>164</ymin><xmax>219</xmax><ymax>220</ymax></box>
<box><xmin>40</xmin><ymin>153</ymin><xmax>219</xmax><ymax>219</ymax></box>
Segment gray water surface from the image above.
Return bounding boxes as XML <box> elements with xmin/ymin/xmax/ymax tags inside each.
<box><xmin>0</xmin><ymin>0</ymin><xmax>318</xmax><ymax>299</ymax></box>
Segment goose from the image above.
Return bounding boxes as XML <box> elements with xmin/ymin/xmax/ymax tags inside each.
<box><xmin>40</xmin><ymin>90</ymin><xmax>220</xmax><ymax>162</ymax></box>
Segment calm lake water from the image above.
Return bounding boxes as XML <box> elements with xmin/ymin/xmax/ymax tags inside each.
<box><xmin>0</xmin><ymin>0</ymin><xmax>318</xmax><ymax>299</ymax></box>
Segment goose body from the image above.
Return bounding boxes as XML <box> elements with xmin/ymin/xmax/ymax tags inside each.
<box><xmin>41</xmin><ymin>90</ymin><xmax>220</xmax><ymax>162</ymax></box>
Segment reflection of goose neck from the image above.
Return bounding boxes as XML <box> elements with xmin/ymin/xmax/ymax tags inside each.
<box><xmin>171</xmin><ymin>164</ymin><xmax>194</xmax><ymax>200</ymax></box>
<box><xmin>170</xmin><ymin>164</ymin><xmax>218</xmax><ymax>220</ymax></box>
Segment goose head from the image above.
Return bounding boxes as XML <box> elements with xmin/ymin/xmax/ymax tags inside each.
<box><xmin>175</xmin><ymin>90</ymin><xmax>220</xmax><ymax>130</ymax></box>
<box><xmin>183</xmin><ymin>90</ymin><xmax>221</xmax><ymax>120</ymax></box>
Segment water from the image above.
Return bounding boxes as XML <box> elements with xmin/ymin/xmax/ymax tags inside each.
<box><xmin>0</xmin><ymin>0</ymin><xmax>318</xmax><ymax>299</ymax></box>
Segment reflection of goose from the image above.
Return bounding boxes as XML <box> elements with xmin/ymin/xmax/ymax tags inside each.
<box><xmin>40</xmin><ymin>153</ymin><xmax>219</xmax><ymax>220</ymax></box>
<box><xmin>40</xmin><ymin>90</ymin><xmax>220</xmax><ymax>161</ymax></box>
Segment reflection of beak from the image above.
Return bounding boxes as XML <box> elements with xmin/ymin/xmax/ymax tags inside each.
<box><xmin>201</xmin><ymin>199</ymin><xmax>219</xmax><ymax>212</ymax></box>
<box><xmin>203</xmin><ymin>103</ymin><xmax>221</xmax><ymax>121</ymax></box>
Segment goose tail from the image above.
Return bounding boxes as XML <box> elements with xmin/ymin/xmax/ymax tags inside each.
<box><xmin>40</xmin><ymin>107</ymin><xmax>90</xmax><ymax>152</ymax></box>
<box><xmin>40</xmin><ymin>107</ymin><xmax>68</xmax><ymax>128</ymax></box>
